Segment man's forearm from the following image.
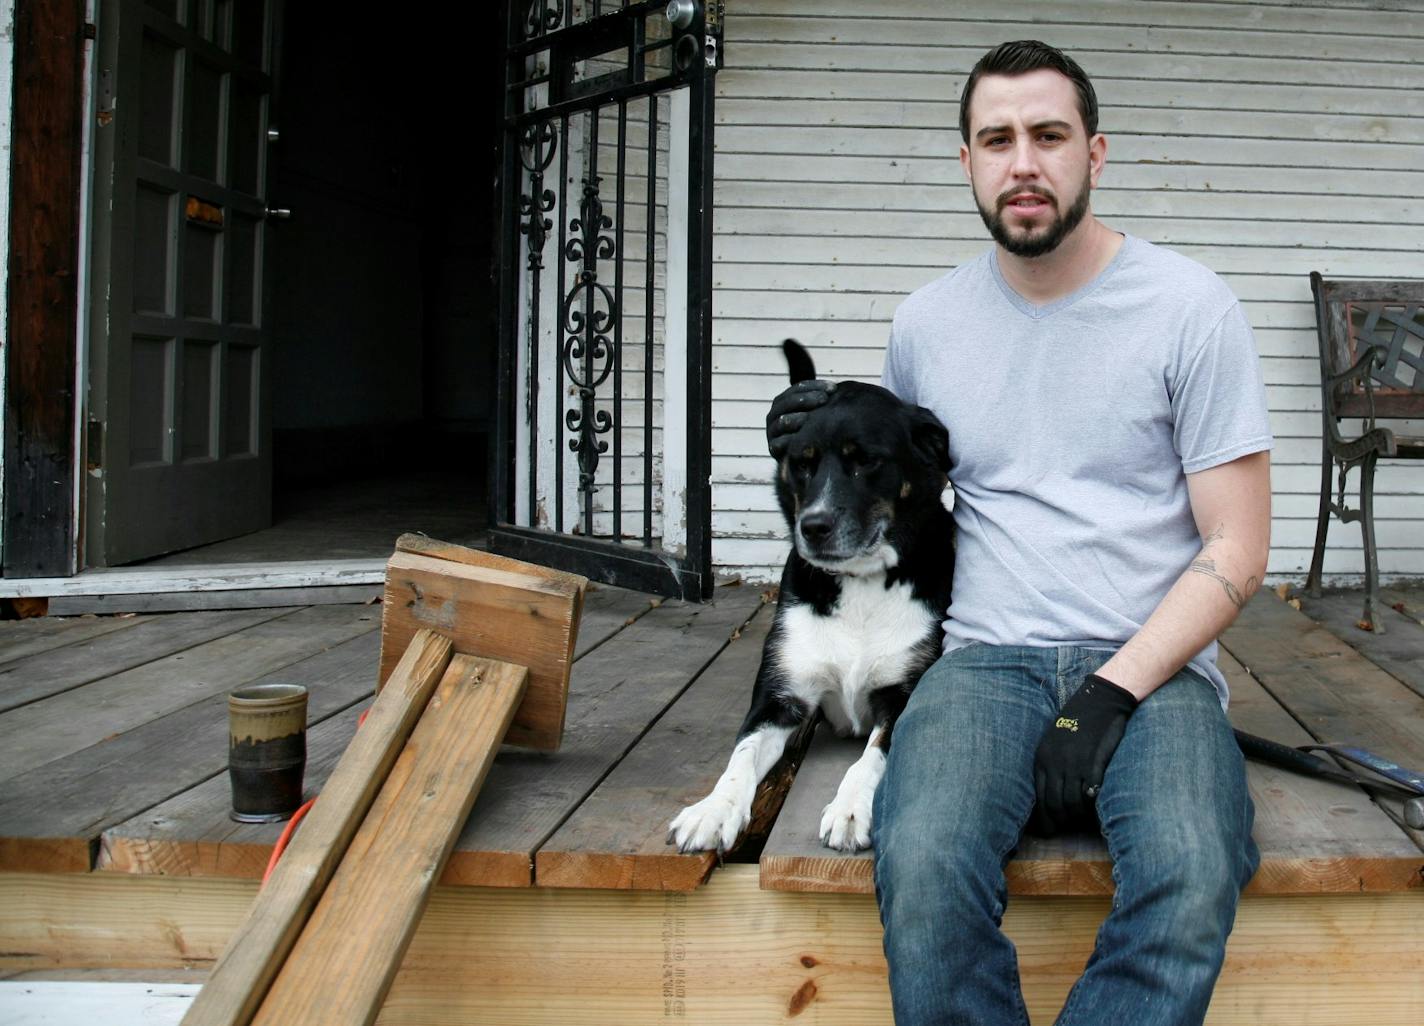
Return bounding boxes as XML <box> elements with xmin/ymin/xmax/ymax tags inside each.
<box><xmin>1096</xmin><ymin>450</ymin><xmax>1272</xmax><ymax>700</ymax></box>
<box><xmin>1097</xmin><ymin>523</ymin><xmax>1265</xmax><ymax>701</ymax></box>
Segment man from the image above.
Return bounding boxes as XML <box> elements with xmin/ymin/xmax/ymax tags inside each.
<box><xmin>768</xmin><ymin>41</ymin><xmax>1271</xmax><ymax>1025</ymax></box>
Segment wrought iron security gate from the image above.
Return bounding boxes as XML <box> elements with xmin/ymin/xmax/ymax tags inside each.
<box><xmin>490</xmin><ymin>0</ymin><xmax>721</xmax><ymax>601</ymax></box>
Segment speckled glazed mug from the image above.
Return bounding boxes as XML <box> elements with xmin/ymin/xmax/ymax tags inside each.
<box><xmin>227</xmin><ymin>683</ymin><xmax>308</xmax><ymax>823</ymax></box>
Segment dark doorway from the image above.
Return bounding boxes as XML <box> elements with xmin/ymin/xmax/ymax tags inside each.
<box><xmin>142</xmin><ymin>6</ymin><xmax>503</xmax><ymax>567</ymax></box>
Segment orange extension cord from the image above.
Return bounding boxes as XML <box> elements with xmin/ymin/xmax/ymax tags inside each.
<box><xmin>260</xmin><ymin>705</ymin><xmax>371</xmax><ymax>886</ymax></box>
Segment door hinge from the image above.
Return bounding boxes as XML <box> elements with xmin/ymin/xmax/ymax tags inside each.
<box><xmin>87</xmin><ymin>419</ymin><xmax>103</xmax><ymax>472</ymax></box>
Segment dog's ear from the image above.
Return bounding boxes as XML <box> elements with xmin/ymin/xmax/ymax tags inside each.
<box><xmin>909</xmin><ymin>406</ymin><xmax>951</xmax><ymax>474</ymax></box>
<box><xmin>782</xmin><ymin>338</ymin><xmax>817</xmax><ymax>384</ymax></box>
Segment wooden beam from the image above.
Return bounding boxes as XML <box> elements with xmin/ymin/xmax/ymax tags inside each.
<box><xmin>4</xmin><ymin>867</ymin><xmax>1422</xmax><ymax>1025</ymax></box>
<box><xmin>2</xmin><ymin>0</ymin><xmax>86</xmax><ymax>579</ymax></box>
<box><xmin>379</xmin><ymin>546</ymin><xmax>583</xmax><ymax>751</ymax></box>
<box><xmin>179</xmin><ymin>629</ymin><xmax>453</xmax><ymax>1026</ymax></box>
<box><xmin>250</xmin><ymin>654</ymin><xmax>527</xmax><ymax>1026</ymax></box>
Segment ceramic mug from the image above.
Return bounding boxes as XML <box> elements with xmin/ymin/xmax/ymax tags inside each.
<box><xmin>228</xmin><ymin>683</ymin><xmax>308</xmax><ymax>823</ymax></box>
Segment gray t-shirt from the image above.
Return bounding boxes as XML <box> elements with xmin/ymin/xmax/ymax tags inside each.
<box><xmin>882</xmin><ymin>235</ymin><xmax>1272</xmax><ymax>705</ymax></box>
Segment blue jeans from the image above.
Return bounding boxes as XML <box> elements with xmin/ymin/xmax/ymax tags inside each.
<box><xmin>872</xmin><ymin>644</ymin><xmax>1259</xmax><ymax>1026</ymax></box>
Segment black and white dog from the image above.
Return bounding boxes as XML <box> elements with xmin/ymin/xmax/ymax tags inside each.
<box><xmin>668</xmin><ymin>340</ymin><xmax>955</xmax><ymax>853</ymax></box>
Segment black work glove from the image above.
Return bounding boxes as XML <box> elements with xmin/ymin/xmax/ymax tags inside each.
<box><xmin>766</xmin><ymin>380</ymin><xmax>834</xmax><ymax>459</ymax></box>
<box><xmin>1032</xmin><ymin>674</ymin><xmax>1139</xmax><ymax>836</ymax></box>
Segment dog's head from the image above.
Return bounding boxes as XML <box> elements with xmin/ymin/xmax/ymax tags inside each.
<box><xmin>775</xmin><ymin>340</ymin><xmax>951</xmax><ymax>575</ymax></box>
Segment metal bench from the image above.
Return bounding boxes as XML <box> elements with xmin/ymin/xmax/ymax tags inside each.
<box><xmin>1305</xmin><ymin>273</ymin><xmax>1424</xmax><ymax>632</ymax></box>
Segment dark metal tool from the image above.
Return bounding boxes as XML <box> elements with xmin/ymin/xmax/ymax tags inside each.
<box><xmin>1235</xmin><ymin>730</ymin><xmax>1424</xmax><ymax>830</ymax></box>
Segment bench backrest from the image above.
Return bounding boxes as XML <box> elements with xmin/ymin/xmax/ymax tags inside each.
<box><xmin>1309</xmin><ymin>273</ymin><xmax>1424</xmax><ymax>421</ymax></box>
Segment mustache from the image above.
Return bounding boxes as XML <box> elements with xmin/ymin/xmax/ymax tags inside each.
<box><xmin>995</xmin><ymin>184</ymin><xmax>1057</xmax><ymax>212</ymax></box>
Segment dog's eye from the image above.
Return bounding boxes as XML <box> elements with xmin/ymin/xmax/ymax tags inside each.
<box><xmin>853</xmin><ymin>455</ymin><xmax>883</xmax><ymax>476</ymax></box>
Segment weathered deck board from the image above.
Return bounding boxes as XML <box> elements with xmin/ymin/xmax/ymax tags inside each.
<box><xmin>100</xmin><ymin>703</ymin><xmax>369</xmax><ymax>880</ymax></box>
<box><xmin>0</xmin><ymin>608</ymin><xmax>288</xmax><ymax>713</ymax></box>
<box><xmin>535</xmin><ymin>602</ymin><xmax>774</xmax><ymax>891</ymax></box>
<box><xmin>575</xmin><ymin>585</ymin><xmax>660</xmax><ymax>659</ymax></box>
<box><xmin>0</xmin><ymin>605</ymin><xmax>381</xmax><ymax>783</ymax></box>
<box><xmin>1224</xmin><ymin>590</ymin><xmax>1424</xmax><ymax>849</ymax></box>
<box><xmin>0</xmin><ymin>613</ymin><xmax>148</xmax><ymax>665</ymax></box>
<box><xmin>1293</xmin><ymin>591</ymin><xmax>1424</xmax><ymax>701</ymax></box>
<box><xmin>91</xmin><ymin>587</ymin><xmax>765</xmax><ymax>888</ymax></box>
<box><xmin>759</xmin><ymin>595</ymin><xmax>1424</xmax><ymax>896</ymax></box>
<box><xmin>1381</xmin><ymin>587</ymin><xmax>1424</xmax><ymax>628</ymax></box>
<box><xmin>2</xmin><ymin>629</ymin><xmax>381</xmax><ymax>875</ymax></box>
<box><xmin>439</xmin><ymin>586</ymin><xmax>765</xmax><ymax>887</ymax></box>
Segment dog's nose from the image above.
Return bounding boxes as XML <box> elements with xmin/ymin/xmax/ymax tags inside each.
<box><xmin>799</xmin><ymin>512</ymin><xmax>834</xmax><ymax>547</ymax></box>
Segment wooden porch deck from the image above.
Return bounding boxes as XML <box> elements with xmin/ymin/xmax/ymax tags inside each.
<box><xmin>1</xmin><ymin>581</ymin><xmax>1422</xmax><ymax>1024</ymax></box>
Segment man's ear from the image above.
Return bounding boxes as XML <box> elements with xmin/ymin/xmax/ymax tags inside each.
<box><xmin>910</xmin><ymin>406</ymin><xmax>951</xmax><ymax>474</ymax></box>
<box><xmin>959</xmin><ymin>143</ymin><xmax>972</xmax><ymax>184</ymax></box>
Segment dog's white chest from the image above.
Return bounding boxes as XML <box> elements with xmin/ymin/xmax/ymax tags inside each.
<box><xmin>776</xmin><ymin>576</ymin><xmax>937</xmax><ymax>735</ymax></box>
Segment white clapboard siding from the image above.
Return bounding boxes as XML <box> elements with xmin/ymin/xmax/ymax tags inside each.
<box><xmin>709</xmin><ymin>0</ymin><xmax>1424</xmax><ymax>584</ymax></box>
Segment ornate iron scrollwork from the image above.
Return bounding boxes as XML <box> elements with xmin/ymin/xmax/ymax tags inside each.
<box><xmin>562</xmin><ymin>171</ymin><xmax>618</xmax><ymax>502</ymax></box>
<box><xmin>523</xmin><ymin>0</ymin><xmax>561</xmax><ymax>40</ymax></box>
<box><xmin>518</xmin><ymin>122</ymin><xmax>558</xmax><ymax>269</ymax></box>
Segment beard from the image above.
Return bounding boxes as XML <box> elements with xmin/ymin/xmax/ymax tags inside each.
<box><xmin>975</xmin><ymin>174</ymin><xmax>1091</xmax><ymax>258</ymax></box>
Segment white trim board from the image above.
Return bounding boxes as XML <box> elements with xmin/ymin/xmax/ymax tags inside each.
<box><xmin>0</xmin><ymin>981</ymin><xmax>199</xmax><ymax>1026</ymax></box>
<box><xmin>0</xmin><ymin>559</ymin><xmax>385</xmax><ymax>598</ymax></box>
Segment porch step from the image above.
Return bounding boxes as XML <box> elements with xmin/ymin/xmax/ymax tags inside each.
<box><xmin>760</xmin><ymin>591</ymin><xmax>1424</xmax><ymax>896</ymax></box>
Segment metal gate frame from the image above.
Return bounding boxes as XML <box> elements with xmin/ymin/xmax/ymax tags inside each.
<box><xmin>490</xmin><ymin>1</ymin><xmax>721</xmax><ymax>601</ymax></box>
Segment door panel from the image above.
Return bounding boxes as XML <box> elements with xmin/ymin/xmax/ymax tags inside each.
<box><xmin>88</xmin><ymin>0</ymin><xmax>277</xmax><ymax>566</ymax></box>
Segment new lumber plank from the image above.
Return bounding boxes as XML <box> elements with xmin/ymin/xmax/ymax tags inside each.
<box><xmin>95</xmin><ymin>590</ymin><xmax>761</xmax><ymax>888</ymax></box>
<box><xmin>534</xmin><ymin>602</ymin><xmax>778</xmax><ymax>890</ymax></box>
<box><xmin>441</xmin><ymin>587</ymin><xmax>766</xmax><ymax>887</ymax></box>
<box><xmin>2</xmin><ymin>630</ymin><xmax>382</xmax><ymax>874</ymax></box>
<box><xmin>1222</xmin><ymin>590</ymin><xmax>1424</xmax><ymax>849</ymax></box>
<box><xmin>379</xmin><ymin>546</ymin><xmax>584</xmax><ymax>751</ymax></box>
<box><xmin>4</xmin><ymin>867</ymin><xmax>1422</xmax><ymax>1025</ymax></box>
<box><xmin>759</xmin><ymin>646</ymin><xmax>1423</xmax><ymax>896</ymax></box>
<box><xmin>0</xmin><ymin>605</ymin><xmax>380</xmax><ymax>782</ymax></box>
<box><xmin>180</xmin><ymin>630</ymin><xmax>453</xmax><ymax>1026</ymax></box>
<box><xmin>0</xmin><ymin>608</ymin><xmax>288</xmax><ymax>713</ymax></box>
<box><xmin>249</xmin><ymin>654</ymin><xmax>527</xmax><ymax>1026</ymax></box>
<box><xmin>0</xmin><ymin>613</ymin><xmax>147</xmax><ymax>666</ymax></box>
<box><xmin>1293</xmin><ymin>591</ymin><xmax>1424</xmax><ymax>701</ymax></box>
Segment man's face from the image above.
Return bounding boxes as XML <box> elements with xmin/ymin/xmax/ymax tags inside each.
<box><xmin>959</xmin><ymin>68</ymin><xmax>1106</xmax><ymax>258</ymax></box>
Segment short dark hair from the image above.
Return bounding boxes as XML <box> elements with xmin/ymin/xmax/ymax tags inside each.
<box><xmin>958</xmin><ymin>40</ymin><xmax>1099</xmax><ymax>143</ymax></box>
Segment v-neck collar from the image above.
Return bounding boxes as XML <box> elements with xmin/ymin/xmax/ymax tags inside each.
<box><xmin>989</xmin><ymin>234</ymin><xmax>1134</xmax><ymax>320</ymax></box>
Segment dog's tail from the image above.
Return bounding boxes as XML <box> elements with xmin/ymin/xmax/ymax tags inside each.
<box><xmin>782</xmin><ymin>338</ymin><xmax>817</xmax><ymax>384</ymax></box>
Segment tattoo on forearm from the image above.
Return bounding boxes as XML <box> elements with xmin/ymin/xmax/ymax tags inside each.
<box><xmin>1189</xmin><ymin>557</ymin><xmax>1256</xmax><ymax>610</ymax></box>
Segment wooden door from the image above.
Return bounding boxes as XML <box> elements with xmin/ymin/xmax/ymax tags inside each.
<box><xmin>87</xmin><ymin>0</ymin><xmax>277</xmax><ymax>566</ymax></box>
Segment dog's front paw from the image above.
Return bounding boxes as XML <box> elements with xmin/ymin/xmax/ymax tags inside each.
<box><xmin>819</xmin><ymin>789</ymin><xmax>874</xmax><ymax>852</ymax></box>
<box><xmin>818</xmin><ymin>749</ymin><xmax>886</xmax><ymax>852</ymax></box>
<box><xmin>668</xmin><ymin>793</ymin><xmax>748</xmax><ymax>854</ymax></box>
